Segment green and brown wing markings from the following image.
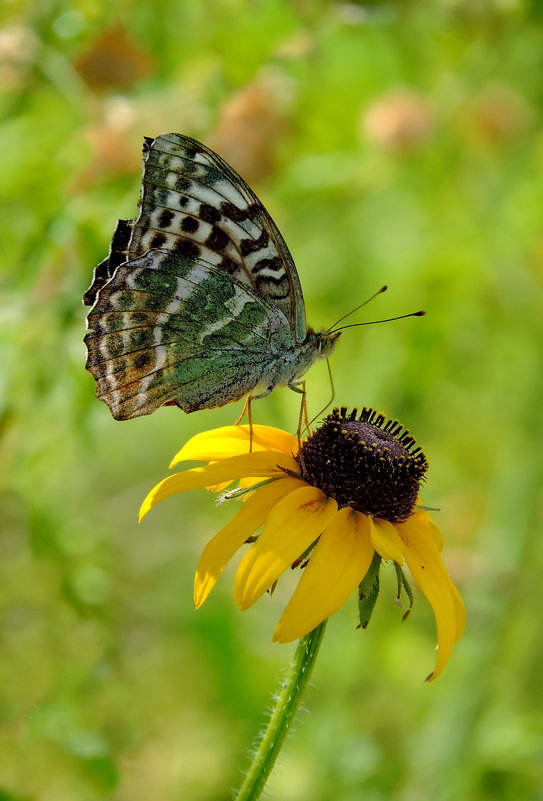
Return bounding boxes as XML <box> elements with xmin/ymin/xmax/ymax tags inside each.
<box><xmin>84</xmin><ymin>219</ymin><xmax>133</xmax><ymax>306</ymax></box>
<box><xmin>85</xmin><ymin>250</ymin><xmax>293</xmax><ymax>419</ymax></box>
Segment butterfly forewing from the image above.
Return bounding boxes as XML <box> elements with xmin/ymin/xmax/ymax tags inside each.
<box><xmin>85</xmin><ymin>134</ymin><xmax>307</xmax><ymax>342</ymax></box>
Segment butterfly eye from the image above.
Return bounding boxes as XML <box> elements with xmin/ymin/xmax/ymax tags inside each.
<box><xmin>319</xmin><ymin>331</ymin><xmax>341</xmax><ymax>356</ymax></box>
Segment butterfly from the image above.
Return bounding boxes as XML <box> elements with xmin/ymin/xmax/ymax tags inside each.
<box><xmin>84</xmin><ymin>133</ymin><xmax>340</xmax><ymax>420</ymax></box>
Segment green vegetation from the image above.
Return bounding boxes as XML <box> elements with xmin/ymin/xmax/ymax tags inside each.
<box><xmin>1</xmin><ymin>1</ymin><xmax>542</xmax><ymax>799</ymax></box>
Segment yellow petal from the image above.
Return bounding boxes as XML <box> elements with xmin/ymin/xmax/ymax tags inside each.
<box><xmin>370</xmin><ymin>518</ymin><xmax>405</xmax><ymax>564</ymax></box>
<box><xmin>424</xmin><ymin>512</ymin><xmax>444</xmax><ymax>552</ymax></box>
<box><xmin>413</xmin><ymin>514</ymin><xmax>464</xmax><ymax>640</ymax></box>
<box><xmin>206</xmin><ymin>479</ymin><xmax>235</xmax><ymax>493</ymax></box>
<box><xmin>396</xmin><ymin>512</ymin><xmax>464</xmax><ymax>680</ymax></box>
<box><xmin>170</xmin><ymin>425</ymin><xmax>299</xmax><ymax>467</ymax></box>
<box><xmin>413</xmin><ymin>505</ymin><xmax>443</xmax><ymax>552</ymax></box>
<box><xmin>194</xmin><ymin>477</ymin><xmax>305</xmax><ymax>608</ymax></box>
<box><xmin>139</xmin><ymin>450</ymin><xmax>299</xmax><ymax>521</ymax></box>
<box><xmin>234</xmin><ymin>486</ymin><xmax>338</xmax><ymax>610</ymax></box>
<box><xmin>402</xmin><ymin>512</ymin><xmax>463</xmax><ymax>635</ymax></box>
<box><xmin>202</xmin><ymin>461</ymin><xmax>233</xmax><ymax>493</ymax></box>
<box><xmin>274</xmin><ymin>509</ymin><xmax>375</xmax><ymax>642</ymax></box>
<box><xmin>447</xmin><ymin>575</ymin><xmax>466</xmax><ymax>642</ymax></box>
<box><xmin>207</xmin><ymin>471</ymin><xmax>289</xmax><ymax>499</ymax></box>
<box><xmin>238</xmin><ymin>476</ymin><xmax>264</xmax><ymax>490</ymax></box>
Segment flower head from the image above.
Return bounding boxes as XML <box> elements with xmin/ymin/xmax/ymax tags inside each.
<box><xmin>139</xmin><ymin>408</ymin><xmax>465</xmax><ymax>680</ymax></box>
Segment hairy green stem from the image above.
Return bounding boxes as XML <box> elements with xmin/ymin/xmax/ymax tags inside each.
<box><xmin>234</xmin><ymin>621</ymin><xmax>327</xmax><ymax>801</ymax></box>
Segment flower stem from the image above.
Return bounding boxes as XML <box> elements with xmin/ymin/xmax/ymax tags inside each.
<box><xmin>234</xmin><ymin>621</ymin><xmax>327</xmax><ymax>801</ymax></box>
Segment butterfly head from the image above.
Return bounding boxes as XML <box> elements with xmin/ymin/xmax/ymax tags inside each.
<box><xmin>302</xmin><ymin>329</ymin><xmax>341</xmax><ymax>367</ymax></box>
<box><xmin>315</xmin><ymin>329</ymin><xmax>341</xmax><ymax>359</ymax></box>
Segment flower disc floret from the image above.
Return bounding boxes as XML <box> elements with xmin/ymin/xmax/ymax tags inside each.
<box><xmin>297</xmin><ymin>406</ymin><xmax>428</xmax><ymax>522</ymax></box>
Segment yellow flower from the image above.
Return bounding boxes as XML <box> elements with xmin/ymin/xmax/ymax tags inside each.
<box><xmin>139</xmin><ymin>407</ymin><xmax>465</xmax><ymax>680</ymax></box>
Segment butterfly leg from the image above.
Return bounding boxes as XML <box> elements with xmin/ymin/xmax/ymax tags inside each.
<box><xmin>232</xmin><ymin>396</ymin><xmax>254</xmax><ymax>452</ymax></box>
<box><xmin>288</xmin><ymin>380</ymin><xmax>308</xmax><ymax>446</ymax></box>
<box><xmin>233</xmin><ymin>397</ymin><xmax>250</xmax><ymax>426</ymax></box>
<box><xmin>302</xmin><ymin>388</ymin><xmax>310</xmax><ymax>434</ymax></box>
<box><xmin>247</xmin><ymin>396</ymin><xmax>254</xmax><ymax>452</ymax></box>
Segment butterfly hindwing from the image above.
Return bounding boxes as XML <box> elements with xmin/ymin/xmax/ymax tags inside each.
<box><xmin>85</xmin><ymin>249</ymin><xmax>295</xmax><ymax>419</ymax></box>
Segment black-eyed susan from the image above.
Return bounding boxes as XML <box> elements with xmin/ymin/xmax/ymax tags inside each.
<box><xmin>139</xmin><ymin>407</ymin><xmax>465</xmax><ymax>680</ymax></box>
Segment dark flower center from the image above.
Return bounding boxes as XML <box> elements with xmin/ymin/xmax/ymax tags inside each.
<box><xmin>296</xmin><ymin>407</ymin><xmax>428</xmax><ymax>523</ymax></box>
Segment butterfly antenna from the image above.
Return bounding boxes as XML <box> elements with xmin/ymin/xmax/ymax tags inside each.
<box><xmin>304</xmin><ymin>359</ymin><xmax>336</xmax><ymax>435</ymax></box>
<box><xmin>330</xmin><ymin>310</ymin><xmax>425</xmax><ymax>334</ymax></box>
<box><xmin>327</xmin><ymin>285</ymin><xmax>388</xmax><ymax>332</ymax></box>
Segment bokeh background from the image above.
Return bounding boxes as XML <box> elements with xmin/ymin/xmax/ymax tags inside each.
<box><xmin>2</xmin><ymin>1</ymin><xmax>542</xmax><ymax>799</ymax></box>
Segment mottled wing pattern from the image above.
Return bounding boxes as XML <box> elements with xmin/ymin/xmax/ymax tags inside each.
<box><xmin>84</xmin><ymin>133</ymin><xmax>307</xmax><ymax>341</ymax></box>
<box><xmin>85</xmin><ymin>250</ymin><xmax>295</xmax><ymax>419</ymax></box>
<box><xmin>83</xmin><ymin>219</ymin><xmax>132</xmax><ymax>306</ymax></box>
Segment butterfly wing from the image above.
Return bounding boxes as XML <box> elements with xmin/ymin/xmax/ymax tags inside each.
<box><xmin>84</xmin><ymin>133</ymin><xmax>307</xmax><ymax>342</ymax></box>
<box><xmin>85</xmin><ymin>249</ymin><xmax>296</xmax><ymax>420</ymax></box>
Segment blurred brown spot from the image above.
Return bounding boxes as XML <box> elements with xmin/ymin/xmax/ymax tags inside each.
<box><xmin>75</xmin><ymin>26</ymin><xmax>152</xmax><ymax>92</ymax></box>
<box><xmin>466</xmin><ymin>83</ymin><xmax>531</xmax><ymax>146</ymax></box>
<box><xmin>208</xmin><ymin>70</ymin><xmax>294</xmax><ymax>184</ymax></box>
<box><xmin>274</xmin><ymin>31</ymin><xmax>314</xmax><ymax>59</ymax></box>
<box><xmin>72</xmin><ymin>99</ymin><xmax>140</xmax><ymax>191</ymax></box>
<box><xmin>363</xmin><ymin>90</ymin><xmax>434</xmax><ymax>152</ymax></box>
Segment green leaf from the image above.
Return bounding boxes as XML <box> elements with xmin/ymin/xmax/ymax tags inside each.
<box><xmin>394</xmin><ymin>562</ymin><xmax>414</xmax><ymax>621</ymax></box>
<box><xmin>357</xmin><ymin>552</ymin><xmax>382</xmax><ymax>629</ymax></box>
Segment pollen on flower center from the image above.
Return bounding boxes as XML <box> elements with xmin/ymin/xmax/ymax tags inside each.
<box><xmin>296</xmin><ymin>407</ymin><xmax>428</xmax><ymax>523</ymax></box>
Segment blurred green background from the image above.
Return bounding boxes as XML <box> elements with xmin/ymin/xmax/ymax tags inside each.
<box><xmin>2</xmin><ymin>1</ymin><xmax>542</xmax><ymax>799</ymax></box>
